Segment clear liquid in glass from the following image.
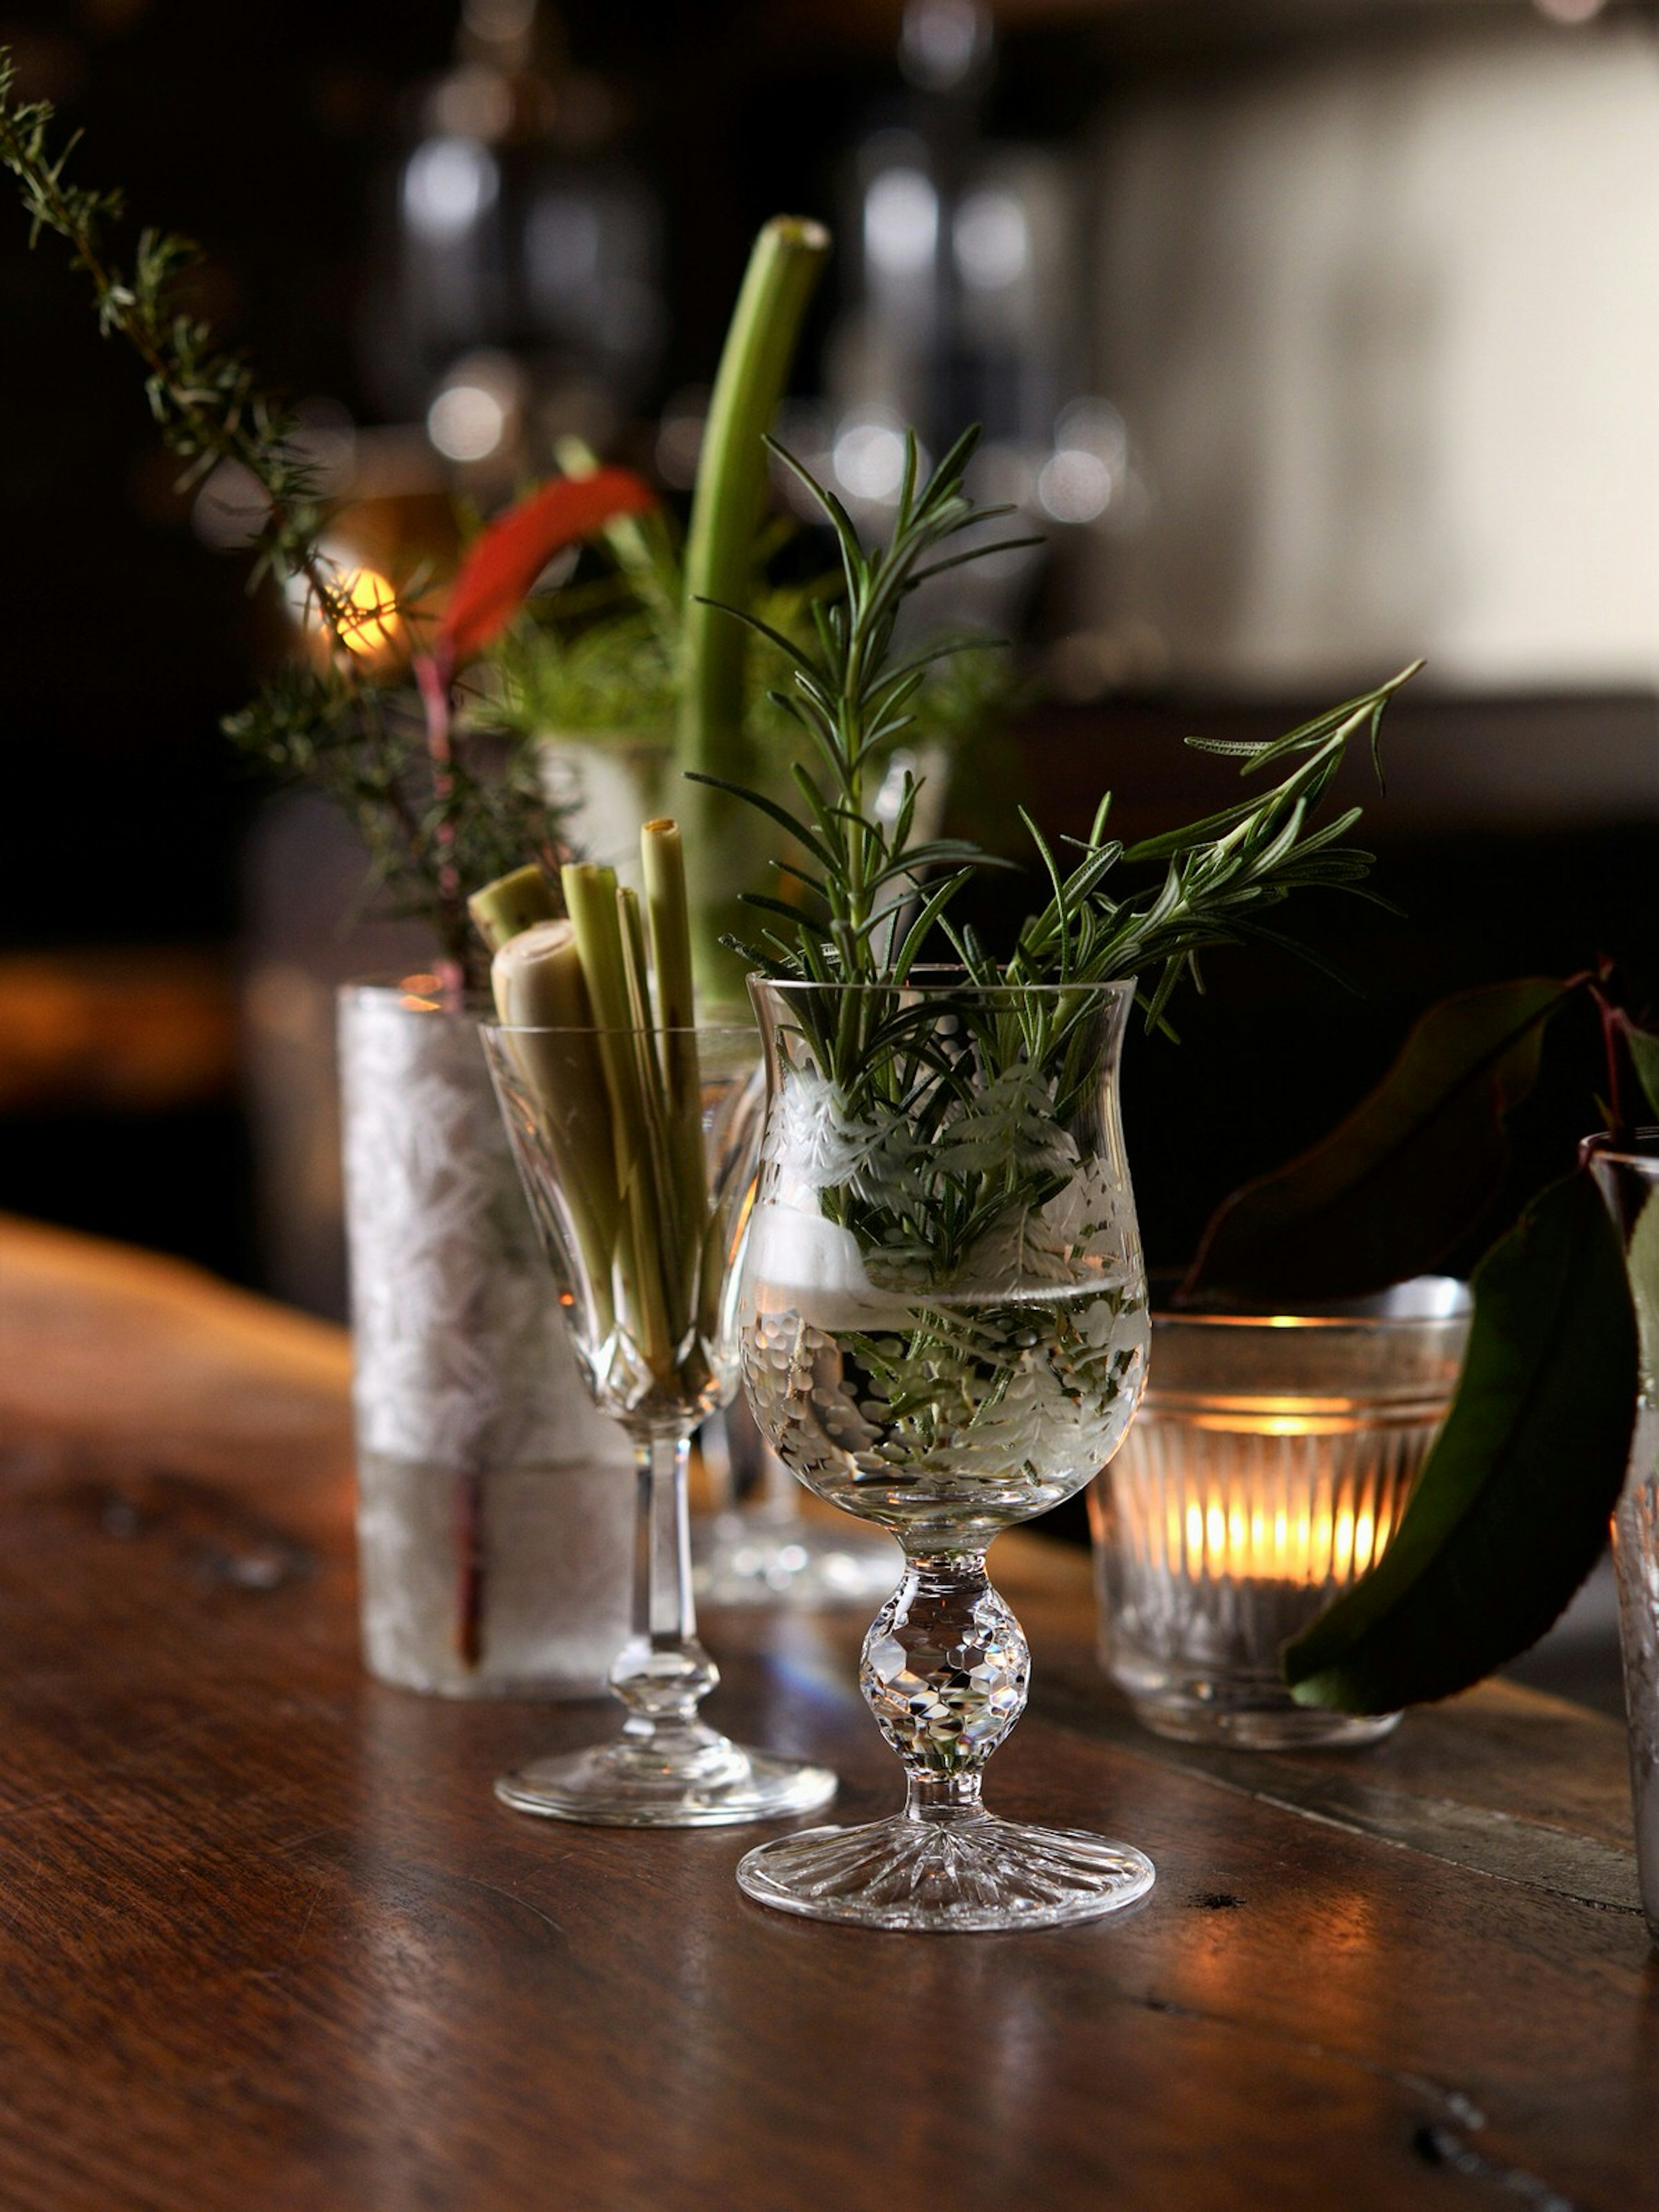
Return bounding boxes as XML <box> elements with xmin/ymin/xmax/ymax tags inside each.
<box><xmin>745</xmin><ymin>1278</ymin><xmax>1149</xmax><ymax>1548</ymax></box>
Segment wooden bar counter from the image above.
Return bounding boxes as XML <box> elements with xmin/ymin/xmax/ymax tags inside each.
<box><xmin>1</xmin><ymin>1214</ymin><xmax>1655</xmax><ymax>2211</ymax></box>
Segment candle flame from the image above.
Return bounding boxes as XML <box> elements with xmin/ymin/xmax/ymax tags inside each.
<box><xmin>1122</xmin><ymin>1403</ymin><xmax>1420</xmax><ymax>1587</ymax></box>
<box><xmin>1170</xmin><ymin>1487</ymin><xmax>1398</xmax><ymax>1583</ymax></box>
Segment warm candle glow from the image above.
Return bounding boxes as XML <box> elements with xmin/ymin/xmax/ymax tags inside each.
<box><xmin>285</xmin><ymin>557</ymin><xmax>402</xmax><ymax>661</ymax></box>
<box><xmin>1093</xmin><ymin>1296</ymin><xmax>1468</xmax><ymax>1744</ymax></box>
<box><xmin>1125</xmin><ymin>1402</ymin><xmax>1409</xmax><ymax>1587</ymax></box>
<box><xmin>333</xmin><ymin>566</ymin><xmax>401</xmax><ymax>657</ymax></box>
<box><xmin>398</xmin><ymin>971</ymin><xmax>443</xmax><ymax>1011</ymax></box>
<box><xmin>1163</xmin><ymin>1478</ymin><xmax>1395</xmax><ymax>1582</ymax></box>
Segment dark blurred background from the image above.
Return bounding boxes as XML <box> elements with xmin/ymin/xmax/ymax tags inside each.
<box><xmin>2</xmin><ymin>0</ymin><xmax>1655</xmax><ymax>1324</ymax></box>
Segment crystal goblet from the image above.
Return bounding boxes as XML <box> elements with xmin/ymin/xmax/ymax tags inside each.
<box><xmin>735</xmin><ymin>975</ymin><xmax>1155</xmax><ymax>1929</ymax></box>
<box><xmin>482</xmin><ymin>1020</ymin><xmax>836</xmax><ymax>1827</ymax></box>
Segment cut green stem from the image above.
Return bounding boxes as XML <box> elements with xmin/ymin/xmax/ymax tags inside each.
<box><xmin>469</xmin><ymin>863</ymin><xmax>559</xmax><ymax>953</ymax></box>
<box><xmin>679</xmin><ymin>216</ymin><xmax>831</xmax><ymax>1010</ymax></box>
<box><xmin>489</xmin><ymin>916</ymin><xmax>620</xmax><ymax>1343</ymax></box>
<box><xmin>563</xmin><ymin>861</ymin><xmax>676</xmax><ymax>1380</ymax></box>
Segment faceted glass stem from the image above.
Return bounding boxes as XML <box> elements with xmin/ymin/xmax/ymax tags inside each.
<box><xmin>862</xmin><ymin>1552</ymin><xmax>1029</xmax><ymax>1794</ymax></box>
<box><xmin>736</xmin><ymin>1545</ymin><xmax>1155</xmax><ymax>1929</ymax></box>
<box><xmin>904</xmin><ymin>1772</ymin><xmax>988</xmax><ymax>1819</ymax></box>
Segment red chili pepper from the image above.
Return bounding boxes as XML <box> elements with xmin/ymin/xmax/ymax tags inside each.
<box><xmin>433</xmin><ymin>467</ymin><xmax>658</xmax><ymax>671</ymax></box>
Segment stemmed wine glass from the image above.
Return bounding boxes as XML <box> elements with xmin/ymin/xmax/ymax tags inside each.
<box><xmin>482</xmin><ymin>1019</ymin><xmax>836</xmax><ymax>1827</ymax></box>
<box><xmin>734</xmin><ymin>975</ymin><xmax>1155</xmax><ymax>1927</ymax></box>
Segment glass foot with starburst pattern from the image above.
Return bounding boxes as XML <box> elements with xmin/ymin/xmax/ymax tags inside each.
<box><xmin>736</xmin><ymin>1810</ymin><xmax>1154</xmax><ymax>1932</ymax></box>
<box><xmin>497</xmin><ymin>1725</ymin><xmax>836</xmax><ymax>1829</ymax></box>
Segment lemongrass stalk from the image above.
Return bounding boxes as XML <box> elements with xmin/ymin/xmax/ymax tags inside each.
<box><xmin>618</xmin><ymin>884</ymin><xmax>659</xmax><ymax>1044</ymax></box>
<box><xmin>561</xmin><ymin>864</ymin><xmax>627</xmax><ymax>1017</ymax></box>
<box><xmin>642</xmin><ymin>820</ymin><xmax>698</xmax><ymax>1062</ymax></box>
<box><xmin>619</xmin><ymin>880</ymin><xmax>672</xmax><ymax>1168</ymax></box>
<box><xmin>641</xmin><ymin>817</ymin><xmax>708</xmax><ymax>1303</ymax></box>
<box><xmin>679</xmin><ymin>216</ymin><xmax>831</xmax><ymax>1011</ymax></box>
<box><xmin>618</xmin><ymin>881</ymin><xmax>683</xmax><ymax>1314</ymax></box>
<box><xmin>617</xmin><ymin>881</ymin><xmax>664</xmax><ymax>1158</ymax></box>
<box><xmin>490</xmin><ymin>917</ymin><xmax>619</xmax><ymax>1339</ymax></box>
<box><xmin>468</xmin><ymin>863</ymin><xmax>559</xmax><ymax>953</ymax></box>
<box><xmin>563</xmin><ymin>861</ymin><xmax>674</xmax><ymax>1377</ymax></box>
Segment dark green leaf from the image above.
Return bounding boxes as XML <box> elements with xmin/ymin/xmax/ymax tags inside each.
<box><xmin>1627</xmin><ymin>1025</ymin><xmax>1659</xmax><ymax>1122</ymax></box>
<box><xmin>1631</xmin><ymin>1185</ymin><xmax>1659</xmax><ymax>1388</ymax></box>
<box><xmin>1183</xmin><ymin>977</ymin><xmax>1576</xmax><ymax>1305</ymax></box>
<box><xmin>1285</xmin><ymin>1170</ymin><xmax>1637</xmax><ymax>1713</ymax></box>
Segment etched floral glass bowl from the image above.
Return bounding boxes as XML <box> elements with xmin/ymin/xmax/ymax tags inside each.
<box><xmin>734</xmin><ymin>975</ymin><xmax>1155</xmax><ymax>1931</ymax></box>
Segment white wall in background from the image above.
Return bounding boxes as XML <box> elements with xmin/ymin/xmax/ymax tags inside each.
<box><xmin>1091</xmin><ymin>20</ymin><xmax>1659</xmax><ymax>698</ymax></box>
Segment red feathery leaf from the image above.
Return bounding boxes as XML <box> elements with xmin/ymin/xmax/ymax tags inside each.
<box><xmin>435</xmin><ymin>468</ymin><xmax>658</xmax><ymax>666</ymax></box>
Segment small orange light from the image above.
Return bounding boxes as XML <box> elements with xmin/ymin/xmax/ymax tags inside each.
<box><xmin>334</xmin><ymin>566</ymin><xmax>400</xmax><ymax>658</ymax></box>
<box><xmin>287</xmin><ymin>558</ymin><xmax>401</xmax><ymax>661</ymax></box>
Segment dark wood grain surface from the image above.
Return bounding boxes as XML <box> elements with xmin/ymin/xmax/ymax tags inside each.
<box><xmin>1</xmin><ymin>1214</ymin><xmax>1655</xmax><ymax>2212</ymax></box>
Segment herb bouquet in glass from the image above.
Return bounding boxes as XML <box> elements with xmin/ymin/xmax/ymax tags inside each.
<box><xmin>479</xmin><ymin>823</ymin><xmax>836</xmax><ymax>1826</ymax></box>
<box><xmin>705</xmin><ymin>433</ymin><xmax>1415</xmax><ymax>1929</ymax></box>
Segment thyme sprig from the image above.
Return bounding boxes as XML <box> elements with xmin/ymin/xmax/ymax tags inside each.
<box><xmin>223</xmin><ymin>665</ymin><xmax>569</xmax><ymax>938</ymax></box>
<box><xmin>0</xmin><ymin>51</ymin><xmax>569</xmax><ymax>977</ymax></box>
<box><xmin>0</xmin><ymin>51</ymin><xmax>353</xmax><ymax>638</ymax></box>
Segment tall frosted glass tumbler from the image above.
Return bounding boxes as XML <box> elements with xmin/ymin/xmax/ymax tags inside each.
<box><xmin>735</xmin><ymin>975</ymin><xmax>1154</xmax><ymax>1931</ymax></box>
<box><xmin>482</xmin><ymin>1021</ymin><xmax>836</xmax><ymax>1827</ymax></box>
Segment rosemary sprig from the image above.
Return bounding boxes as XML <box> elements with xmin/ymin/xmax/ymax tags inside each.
<box><xmin>688</xmin><ymin>426</ymin><xmax>1020</xmax><ymax>993</ymax></box>
<box><xmin>998</xmin><ymin>664</ymin><xmax>1419</xmax><ymax>1033</ymax></box>
<box><xmin>699</xmin><ymin>429</ymin><xmax>1416</xmax><ymax>1274</ymax></box>
<box><xmin>699</xmin><ymin>429</ymin><xmax>1413</xmax><ymax>1028</ymax></box>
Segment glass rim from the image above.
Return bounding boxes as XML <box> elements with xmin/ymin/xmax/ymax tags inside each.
<box><xmin>482</xmin><ymin>1019</ymin><xmax>758</xmax><ymax>1040</ymax></box>
<box><xmin>747</xmin><ymin>968</ymin><xmax>1139</xmax><ymax>1001</ymax></box>
<box><xmin>1150</xmin><ymin>1274</ymin><xmax>1471</xmax><ymax>1332</ymax></box>
<box><xmin>1581</xmin><ymin>1126</ymin><xmax>1659</xmax><ymax>1169</ymax></box>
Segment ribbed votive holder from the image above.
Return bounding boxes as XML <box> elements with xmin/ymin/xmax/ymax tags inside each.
<box><xmin>1088</xmin><ymin>1279</ymin><xmax>1470</xmax><ymax>1747</ymax></box>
